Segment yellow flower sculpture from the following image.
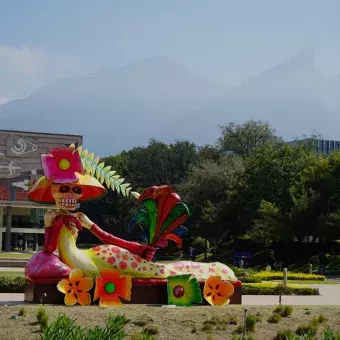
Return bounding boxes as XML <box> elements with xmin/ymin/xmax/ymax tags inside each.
<box><xmin>57</xmin><ymin>268</ymin><xmax>93</xmax><ymax>306</ymax></box>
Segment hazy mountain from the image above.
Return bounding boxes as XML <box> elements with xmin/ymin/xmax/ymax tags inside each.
<box><xmin>0</xmin><ymin>56</ymin><xmax>225</xmax><ymax>155</ymax></box>
<box><xmin>1</xmin><ymin>49</ymin><xmax>340</xmax><ymax>155</ymax></box>
<box><xmin>153</xmin><ymin>48</ymin><xmax>340</xmax><ymax>144</ymax></box>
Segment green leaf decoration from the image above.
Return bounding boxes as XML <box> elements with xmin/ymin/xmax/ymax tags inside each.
<box><xmin>167</xmin><ymin>274</ymin><xmax>202</xmax><ymax>306</ymax></box>
<box><xmin>69</xmin><ymin>144</ymin><xmax>138</xmax><ymax>199</ymax></box>
<box><xmin>160</xmin><ymin>203</ymin><xmax>190</xmax><ymax>235</ymax></box>
<box><xmin>141</xmin><ymin>200</ymin><xmax>158</xmax><ymax>242</ymax></box>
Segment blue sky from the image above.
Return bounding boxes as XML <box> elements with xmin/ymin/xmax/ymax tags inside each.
<box><xmin>1</xmin><ymin>0</ymin><xmax>340</xmax><ymax>101</ymax></box>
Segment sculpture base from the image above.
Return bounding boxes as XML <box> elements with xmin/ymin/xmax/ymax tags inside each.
<box><xmin>25</xmin><ymin>279</ymin><xmax>242</xmax><ymax>305</ymax></box>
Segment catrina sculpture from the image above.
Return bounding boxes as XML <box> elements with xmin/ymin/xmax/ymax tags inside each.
<box><xmin>25</xmin><ymin>146</ymin><xmax>237</xmax><ymax>283</ymax></box>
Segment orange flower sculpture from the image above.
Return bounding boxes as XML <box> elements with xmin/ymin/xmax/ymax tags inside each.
<box><xmin>203</xmin><ymin>276</ymin><xmax>234</xmax><ymax>306</ymax></box>
<box><xmin>94</xmin><ymin>269</ymin><xmax>132</xmax><ymax>306</ymax></box>
<box><xmin>57</xmin><ymin>268</ymin><xmax>93</xmax><ymax>306</ymax></box>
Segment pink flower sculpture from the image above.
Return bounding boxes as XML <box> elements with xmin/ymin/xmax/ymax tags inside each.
<box><xmin>41</xmin><ymin>147</ymin><xmax>84</xmax><ymax>184</ymax></box>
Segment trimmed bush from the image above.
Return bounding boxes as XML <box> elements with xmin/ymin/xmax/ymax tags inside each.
<box><xmin>253</xmin><ymin>271</ymin><xmax>326</xmax><ymax>281</ymax></box>
<box><xmin>242</xmin><ymin>283</ymin><xmax>319</xmax><ymax>296</ymax></box>
<box><xmin>0</xmin><ymin>276</ymin><xmax>25</xmax><ymax>293</ymax></box>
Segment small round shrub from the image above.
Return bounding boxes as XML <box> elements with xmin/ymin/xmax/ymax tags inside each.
<box><xmin>268</xmin><ymin>314</ymin><xmax>282</xmax><ymax>324</ymax></box>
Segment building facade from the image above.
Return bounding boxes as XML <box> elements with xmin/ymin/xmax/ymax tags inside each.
<box><xmin>0</xmin><ymin>130</ymin><xmax>82</xmax><ymax>251</ymax></box>
<box><xmin>288</xmin><ymin>138</ymin><xmax>340</xmax><ymax>155</ymax></box>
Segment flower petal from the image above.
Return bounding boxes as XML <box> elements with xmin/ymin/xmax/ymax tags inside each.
<box><xmin>69</xmin><ymin>268</ymin><xmax>83</xmax><ymax>283</ymax></box>
<box><xmin>205</xmin><ymin>295</ymin><xmax>229</xmax><ymax>306</ymax></box>
<box><xmin>78</xmin><ymin>277</ymin><xmax>94</xmax><ymax>292</ymax></box>
<box><xmin>57</xmin><ymin>279</ymin><xmax>70</xmax><ymax>294</ymax></box>
<box><xmin>41</xmin><ymin>155</ymin><xmax>57</xmax><ymax>180</ymax></box>
<box><xmin>203</xmin><ymin>276</ymin><xmax>222</xmax><ymax>295</ymax></box>
<box><xmin>77</xmin><ymin>292</ymin><xmax>91</xmax><ymax>306</ymax></box>
<box><xmin>99</xmin><ymin>295</ymin><xmax>123</xmax><ymax>307</ymax></box>
<box><xmin>218</xmin><ymin>281</ymin><xmax>234</xmax><ymax>297</ymax></box>
<box><xmin>115</xmin><ymin>275</ymin><xmax>132</xmax><ymax>301</ymax></box>
<box><xmin>64</xmin><ymin>292</ymin><xmax>77</xmax><ymax>306</ymax></box>
<box><xmin>94</xmin><ymin>277</ymin><xmax>105</xmax><ymax>302</ymax></box>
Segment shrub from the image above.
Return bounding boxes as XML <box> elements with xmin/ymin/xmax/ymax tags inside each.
<box><xmin>18</xmin><ymin>307</ymin><xmax>26</xmax><ymax>317</ymax></box>
<box><xmin>253</xmin><ymin>271</ymin><xmax>326</xmax><ymax>281</ymax></box>
<box><xmin>296</xmin><ymin>322</ymin><xmax>318</xmax><ymax>336</ymax></box>
<box><xmin>316</xmin><ymin>314</ymin><xmax>326</xmax><ymax>324</ymax></box>
<box><xmin>268</xmin><ymin>313</ymin><xmax>282</xmax><ymax>324</ymax></box>
<box><xmin>0</xmin><ymin>276</ymin><xmax>25</xmax><ymax>293</ymax></box>
<box><xmin>274</xmin><ymin>329</ymin><xmax>295</xmax><ymax>340</ymax></box>
<box><xmin>143</xmin><ymin>325</ymin><xmax>159</xmax><ymax>336</ymax></box>
<box><xmin>227</xmin><ymin>315</ymin><xmax>238</xmax><ymax>325</ymax></box>
<box><xmin>242</xmin><ymin>283</ymin><xmax>319</xmax><ymax>296</ymax></box>
<box><xmin>37</xmin><ymin>308</ymin><xmax>49</xmax><ymax>331</ymax></box>
<box><xmin>41</xmin><ymin>314</ymin><xmax>129</xmax><ymax>340</ymax></box>
<box><xmin>131</xmin><ymin>332</ymin><xmax>155</xmax><ymax>340</ymax></box>
<box><xmin>274</xmin><ymin>305</ymin><xmax>293</xmax><ymax>317</ymax></box>
<box><xmin>246</xmin><ymin>314</ymin><xmax>257</xmax><ymax>332</ymax></box>
<box><xmin>321</xmin><ymin>329</ymin><xmax>340</xmax><ymax>339</ymax></box>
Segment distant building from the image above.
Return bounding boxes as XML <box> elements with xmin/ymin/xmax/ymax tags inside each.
<box><xmin>288</xmin><ymin>138</ymin><xmax>340</xmax><ymax>155</ymax></box>
<box><xmin>0</xmin><ymin>130</ymin><xmax>82</xmax><ymax>252</ymax></box>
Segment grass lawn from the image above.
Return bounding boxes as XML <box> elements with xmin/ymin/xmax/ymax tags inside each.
<box><xmin>0</xmin><ymin>252</ymin><xmax>33</xmax><ymax>259</ymax></box>
<box><xmin>1</xmin><ymin>305</ymin><xmax>340</xmax><ymax>340</ymax></box>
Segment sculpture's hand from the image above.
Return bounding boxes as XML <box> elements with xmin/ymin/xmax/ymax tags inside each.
<box><xmin>77</xmin><ymin>212</ymin><xmax>94</xmax><ymax>229</ymax></box>
<box><xmin>62</xmin><ymin>215</ymin><xmax>83</xmax><ymax>231</ymax></box>
<box><xmin>136</xmin><ymin>244</ymin><xmax>156</xmax><ymax>261</ymax></box>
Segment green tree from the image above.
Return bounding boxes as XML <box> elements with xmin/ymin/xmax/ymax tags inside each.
<box><xmin>217</xmin><ymin>120</ymin><xmax>279</xmax><ymax>157</ymax></box>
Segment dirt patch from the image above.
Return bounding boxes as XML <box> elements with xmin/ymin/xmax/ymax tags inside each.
<box><xmin>0</xmin><ymin>305</ymin><xmax>340</xmax><ymax>339</ymax></box>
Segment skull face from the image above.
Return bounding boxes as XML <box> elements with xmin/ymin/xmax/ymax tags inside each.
<box><xmin>51</xmin><ymin>183</ymin><xmax>83</xmax><ymax>211</ymax></box>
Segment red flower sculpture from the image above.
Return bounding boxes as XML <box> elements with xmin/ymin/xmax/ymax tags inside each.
<box><xmin>41</xmin><ymin>147</ymin><xmax>84</xmax><ymax>184</ymax></box>
<box><xmin>93</xmin><ymin>269</ymin><xmax>132</xmax><ymax>306</ymax></box>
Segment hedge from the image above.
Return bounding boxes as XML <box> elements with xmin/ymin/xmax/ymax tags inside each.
<box><xmin>242</xmin><ymin>282</ymin><xmax>319</xmax><ymax>296</ymax></box>
<box><xmin>253</xmin><ymin>271</ymin><xmax>326</xmax><ymax>281</ymax></box>
<box><xmin>0</xmin><ymin>276</ymin><xmax>25</xmax><ymax>293</ymax></box>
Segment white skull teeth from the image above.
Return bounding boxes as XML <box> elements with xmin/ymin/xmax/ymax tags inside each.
<box><xmin>60</xmin><ymin>198</ymin><xmax>78</xmax><ymax>209</ymax></box>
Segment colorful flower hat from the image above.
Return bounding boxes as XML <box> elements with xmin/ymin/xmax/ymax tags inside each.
<box><xmin>28</xmin><ymin>147</ymin><xmax>106</xmax><ymax>204</ymax></box>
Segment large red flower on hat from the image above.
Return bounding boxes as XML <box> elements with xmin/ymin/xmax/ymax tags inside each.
<box><xmin>42</xmin><ymin>147</ymin><xmax>84</xmax><ymax>184</ymax></box>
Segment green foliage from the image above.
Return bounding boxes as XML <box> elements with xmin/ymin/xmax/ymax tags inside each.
<box><xmin>274</xmin><ymin>329</ymin><xmax>295</xmax><ymax>340</ymax></box>
<box><xmin>192</xmin><ymin>237</ymin><xmax>211</xmax><ymax>253</ymax></box>
<box><xmin>218</xmin><ymin>120</ymin><xmax>278</xmax><ymax>157</ymax></box>
<box><xmin>130</xmin><ymin>332</ymin><xmax>155</xmax><ymax>340</ymax></box>
<box><xmin>242</xmin><ymin>283</ymin><xmax>319</xmax><ymax>296</ymax></box>
<box><xmin>295</xmin><ymin>322</ymin><xmax>318</xmax><ymax>336</ymax></box>
<box><xmin>37</xmin><ymin>308</ymin><xmax>49</xmax><ymax>332</ymax></box>
<box><xmin>0</xmin><ymin>276</ymin><xmax>25</xmax><ymax>293</ymax></box>
<box><xmin>274</xmin><ymin>305</ymin><xmax>293</xmax><ymax>317</ymax></box>
<box><xmin>268</xmin><ymin>313</ymin><xmax>282</xmax><ymax>324</ymax></box>
<box><xmin>253</xmin><ymin>271</ymin><xmax>325</xmax><ymax>281</ymax></box>
<box><xmin>72</xmin><ymin>145</ymin><xmax>136</xmax><ymax>198</ymax></box>
<box><xmin>41</xmin><ymin>314</ymin><xmax>129</xmax><ymax>340</ymax></box>
<box><xmin>246</xmin><ymin>314</ymin><xmax>257</xmax><ymax>332</ymax></box>
<box><xmin>18</xmin><ymin>307</ymin><xmax>26</xmax><ymax>317</ymax></box>
<box><xmin>316</xmin><ymin>314</ymin><xmax>327</xmax><ymax>324</ymax></box>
